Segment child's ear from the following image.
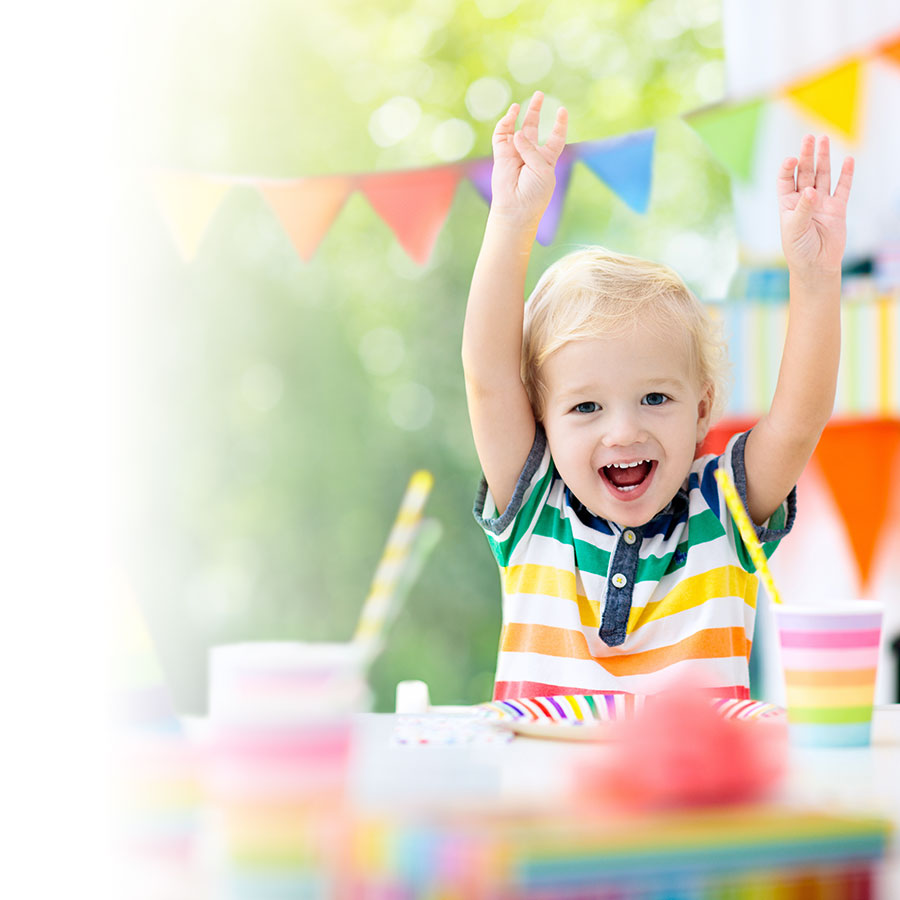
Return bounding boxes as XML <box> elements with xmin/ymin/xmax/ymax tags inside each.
<box><xmin>695</xmin><ymin>383</ymin><xmax>714</xmax><ymax>445</ymax></box>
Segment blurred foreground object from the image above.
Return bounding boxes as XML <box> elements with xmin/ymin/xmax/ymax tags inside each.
<box><xmin>577</xmin><ymin>689</ymin><xmax>788</xmax><ymax>809</ymax></box>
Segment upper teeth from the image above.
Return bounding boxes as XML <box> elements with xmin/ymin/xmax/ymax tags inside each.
<box><xmin>609</xmin><ymin>460</ymin><xmax>649</xmax><ymax>468</ymax></box>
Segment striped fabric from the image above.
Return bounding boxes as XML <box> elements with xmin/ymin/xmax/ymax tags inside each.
<box><xmin>475</xmin><ymin>430</ymin><xmax>793</xmax><ymax>702</ymax></box>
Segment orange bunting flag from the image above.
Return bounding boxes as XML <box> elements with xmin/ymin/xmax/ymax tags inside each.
<box><xmin>813</xmin><ymin>420</ymin><xmax>900</xmax><ymax>590</ymax></box>
<box><xmin>258</xmin><ymin>176</ymin><xmax>353</xmax><ymax>261</ymax></box>
<box><xmin>360</xmin><ymin>167</ymin><xmax>461</xmax><ymax>264</ymax></box>
<box><xmin>783</xmin><ymin>59</ymin><xmax>863</xmax><ymax>141</ymax></box>
<box><xmin>152</xmin><ymin>171</ymin><xmax>231</xmax><ymax>261</ymax></box>
<box><xmin>879</xmin><ymin>36</ymin><xmax>900</xmax><ymax>69</ymax></box>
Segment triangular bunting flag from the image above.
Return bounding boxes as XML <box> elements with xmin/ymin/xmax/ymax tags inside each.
<box><xmin>536</xmin><ymin>149</ymin><xmax>574</xmax><ymax>246</ymax></box>
<box><xmin>784</xmin><ymin>59</ymin><xmax>862</xmax><ymax>141</ymax></box>
<box><xmin>813</xmin><ymin>420</ymin><xmax>900</xmax><ymax>589</ymax></box>
<box><xmin>687</xmin><ymin>100</ymin><xmax>765</xmax><ymax>181</ymax></box>
<box><xmin>577</xmin><ymin>129</ymin><xmax>655</xmax><ymax>214</ymax></box>
<box><xmin>151</xmin><ymin>171</ymin><xmax>230</xmax><ymax>261</ymax></box>
<box><xmin>360</xmin><ymin>166</ymin><xmax>461</xmax><ymax>264</ymax></box>
<box><xmin>466</xmin><ymin>157</ymin><xmax>493</xmax><ymax>205</ymax></box>
<box><xmin>258</xmin><ymin>176</ymin><xmax>353</xmax><ymax>261</ymax></box>
<box><xmin>111</xmin><ymin>576</ymin><xmax>182</xmax><ymax>732</ymax></box>
<box><xmin>879</xmin><ymin>36</ymin><xmax>900</xmax><ymax>68</ymax></box>
<box><xmin>700</xmin><ymin>417</ymin><xmax>758</xmax><ymax>457</ymax></box>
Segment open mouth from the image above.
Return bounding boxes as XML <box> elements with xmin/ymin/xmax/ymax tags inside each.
<box><xmin>600</xmin><ymin>459</ymin><xmax>656</xmax><ymax>495</ymax></box>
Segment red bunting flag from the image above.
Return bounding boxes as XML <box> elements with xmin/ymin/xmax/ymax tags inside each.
<box><xmin>259</xmin><ymin>176</ymin><xmax>353</xmax><ymax>261</ymax></box>
<box><xmin>360</xmin><ymin>167</ymin><xmax>462</xmax><ymax>264</ymax></box>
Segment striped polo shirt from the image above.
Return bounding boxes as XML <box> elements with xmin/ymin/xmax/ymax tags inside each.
<box><xmin>474</xmin><ymin>427</ymin><xmax>795</xmax><ymax>702</ymax></box>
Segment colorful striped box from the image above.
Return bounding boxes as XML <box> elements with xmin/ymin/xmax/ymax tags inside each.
<box><xmin>775</xmin><ymin>601</ymin><xmax>883</xmax><ymax>747</ymax></box>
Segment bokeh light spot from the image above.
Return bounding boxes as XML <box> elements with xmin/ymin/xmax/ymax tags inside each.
<box><xmin>368</xmin><ymin>96</ymin><xmax>422</xmax><ymax>147</ymax></box>
<box><xmin>465</xmin><ymin>77</ymin><xmax>512</xmax><ymax>121</ymax></box>
<box><xmin>508</xmin><ymin>38</ymin><xmax>554</xmax><ymax>85</ymax></box>
<box><xmin>431</xmin><ymin>118</ymin><xmax>475</xmax><ymax>161</ymax></box>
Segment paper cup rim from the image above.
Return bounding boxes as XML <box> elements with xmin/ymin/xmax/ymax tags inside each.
<box><xmin>774</xmin><ymin>600</ymin><xmax>883</xmax><ymax>616</ymax></box>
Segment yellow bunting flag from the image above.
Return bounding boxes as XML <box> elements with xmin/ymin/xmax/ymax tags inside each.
<box><xmin>783</xmin><ymin>59</ymin><xmax>863</xmax><ymax>141</ymax></box>
<box><xmin>151</xmin><ymin>171</ymin><xmax>231</xmax><ymax>261</ymax></box>
<box><xmin>258</xmin><ymin>176</ymin><xmax>353</xmax><ymax>261</ymax></box>
<box><xmin>360</xmin><ymin>167</ymin><xmax>461</xmax><ymax>264</ymax></box>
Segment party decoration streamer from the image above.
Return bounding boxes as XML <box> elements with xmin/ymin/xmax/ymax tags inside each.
<box><xmin>535</xmin><ymin>150</ymin><xmax>575</xmax><ymax>245</ymax></box>
<box><xmin>578</xmin><ymin>129</ymin><xmax>656</xmax><ymax>213</ymax></box>
<box><xmin>149</xmin><ymin>29</ymin><xmax>898</xmax><ymax>263</ymax></box>
<box><xmin>881</xmin><ymin>35</ymin><xmax>900</xmax><ymax>67</ymax></box>
<box><xmin>258</xmin><ymin>175</ymin><xmax>353</xmax><ymax>261</ymax></box>
<box><xmin>465</xmin><ymin>157</ymin><xmax>493</xmax><ymax>205</ymax></box>
<box><xmin>360</xmin><ymin>167</ymin><xmax>461</xmax><ymax>264</ymax></box>
<box><xmin>152</xmin><ymin>171</ymin><xmax>231</xmax><ymax>262</ymax></box>
<box><xmin>686</xmin><ymin>100</ymin><xmax>765</xmax><ymax>181</ymax></box>
<box><xmin>783</xmin><ymin>58</ymin><xmax>863</xmax><ymax>141</ymax></box>
<box><xmin>812</xmin><ymin>421</ymin><xmax>900</xmax><ymax>589</ymax></box>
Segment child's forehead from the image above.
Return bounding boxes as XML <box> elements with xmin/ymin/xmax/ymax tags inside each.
<box><xmin>544</xmin><ymin>329</ymin><xmax>698</xmax><ymax>389</ymax></box>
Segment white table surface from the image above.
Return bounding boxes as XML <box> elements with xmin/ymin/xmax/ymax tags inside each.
<box><xmin>349</xmin><ymin>705</ymin><xmax>900</xmax><ymax>894</ymax></box>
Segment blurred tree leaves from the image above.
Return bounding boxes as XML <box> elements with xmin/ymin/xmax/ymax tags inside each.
<box><xmin>119</xmin><ymin>0</ymin><xmax>732</xmax><ymax>712</ymax></box>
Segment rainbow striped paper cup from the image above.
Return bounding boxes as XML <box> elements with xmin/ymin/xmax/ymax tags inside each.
<box><xmin>775</xmin><ymin>601</ymin><xmax>883</xmax><ymax>748</ymax></box>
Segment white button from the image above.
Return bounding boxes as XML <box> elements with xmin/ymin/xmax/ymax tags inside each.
<box><xmin>623</xmin><ymin>530</ymin><xmax>636</xmax><ymax>545</ymax></box>
<box><xmin>611</xmin><ymin>573</ymin><xmax>627</xmax><ymax>588</ymax></box>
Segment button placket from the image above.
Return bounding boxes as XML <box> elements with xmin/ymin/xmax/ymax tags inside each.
<box><xmin>599</xmin><ymin>526</ymin><xmax>643</xmax><ymax>647</ymax></box>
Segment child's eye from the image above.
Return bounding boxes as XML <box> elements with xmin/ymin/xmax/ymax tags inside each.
<box><xmin>572</xmin><ymin>401</ymin><xmax>600</xmax><ymax>414</ymax></box>
<box><xmin>642</xmin><ymin>392</ymin><xmax>669</xmax><ymax>406</ymax></box>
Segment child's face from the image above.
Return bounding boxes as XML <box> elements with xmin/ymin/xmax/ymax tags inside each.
<box><xmin>540</xmin><ymin>326</ymin><xmax>712</xmax><ymax>528</ymax></box>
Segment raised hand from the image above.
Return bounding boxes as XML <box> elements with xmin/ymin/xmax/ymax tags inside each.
<box><xmin>490</xmin><ymin>91</ymin><xmax>568</xmax><ymax>229</ymax></box>
<box><xmin>777</xmin><ymin>135</ymin><xmax>854</xmax><ymax>275</ymax></box>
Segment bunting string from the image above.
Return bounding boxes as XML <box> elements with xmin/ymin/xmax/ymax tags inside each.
<box><xmin>150</xmin><ymin>29</ymin><xmax>900</xmax><ymax>264</ymax></box>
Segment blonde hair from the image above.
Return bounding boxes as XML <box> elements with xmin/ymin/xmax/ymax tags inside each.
<box><xmin>522</xmin><ymin>246</ymin><xmax>729</xmax><ymax>421</ymax></box>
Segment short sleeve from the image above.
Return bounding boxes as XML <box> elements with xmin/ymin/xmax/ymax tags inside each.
<box><xmin>473</xmin><ymin>425</ymin><xmax>555</xmax><ymax>567</ymax></box>
<box><xmin>717</xmin><ymin>429</ymin><xmax>796</xmax><ymax>572</ymax></box>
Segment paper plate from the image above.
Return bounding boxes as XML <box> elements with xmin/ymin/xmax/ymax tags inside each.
<box><xmin>479</xmin><ymin>694</ymin><xmax>784</xmax><ymax>742</ymax></box>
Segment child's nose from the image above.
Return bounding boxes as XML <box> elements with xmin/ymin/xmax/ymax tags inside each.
<box><xmin>601</xmin><ymin>409</ymin><xmax>646</xmax><ymax>447</ymax></box>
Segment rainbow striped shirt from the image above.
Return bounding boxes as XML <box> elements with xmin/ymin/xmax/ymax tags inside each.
<box><xmin>475</xmin><ymin>428</ymin><xmax>795</xmax><ymax>702</ymax></box>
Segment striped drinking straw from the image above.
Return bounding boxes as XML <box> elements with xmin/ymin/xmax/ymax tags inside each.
<box><xmin>714</xmin><ymin>467</ymin><xmax>783</xmax><ymax>606</ymax></box>
<box><xmin>353</xmin><ymin>470</ymin><xmax>435</xmax><ymax>656</ymax></box>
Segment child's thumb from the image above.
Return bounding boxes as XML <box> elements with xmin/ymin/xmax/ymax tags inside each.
<box><xmin>513</xmin><ymin>131</ymin><xmax>547</xmax><ymax>169</ymax></box>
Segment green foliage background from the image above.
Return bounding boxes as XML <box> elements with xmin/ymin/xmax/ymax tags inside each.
<box><xmin>118</xmin><ymin>0</ymin><xmax>735</xmax><ymax>713</ymax></box>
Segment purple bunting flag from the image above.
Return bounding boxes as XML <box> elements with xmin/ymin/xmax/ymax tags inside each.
<box><xmin>536</xmin><ymin>148</ymin><xmax>575</xmax><ymax>246</ymax></box>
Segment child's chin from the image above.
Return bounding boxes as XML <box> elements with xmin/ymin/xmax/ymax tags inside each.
<box><xmin>606</xmin><ymin>494</ymin><xmax>663</xmax><ymax>527</ymax></box>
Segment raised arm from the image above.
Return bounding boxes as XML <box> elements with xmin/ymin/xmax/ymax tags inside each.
<box><xmin>743</xmin><ymin>135</ymin><xmax>854</xmax><ymax>524</ymax></box>
<box><xmin>462</xmin><ymin>92</ymin><xmax>568</xmax><ymax>514</ymax></box>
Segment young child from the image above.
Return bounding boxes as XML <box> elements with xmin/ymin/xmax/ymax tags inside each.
<box><xmin>462</xmin><ymin>91</ymin><xmax>854</xmax><ymax>702</ymax></box>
